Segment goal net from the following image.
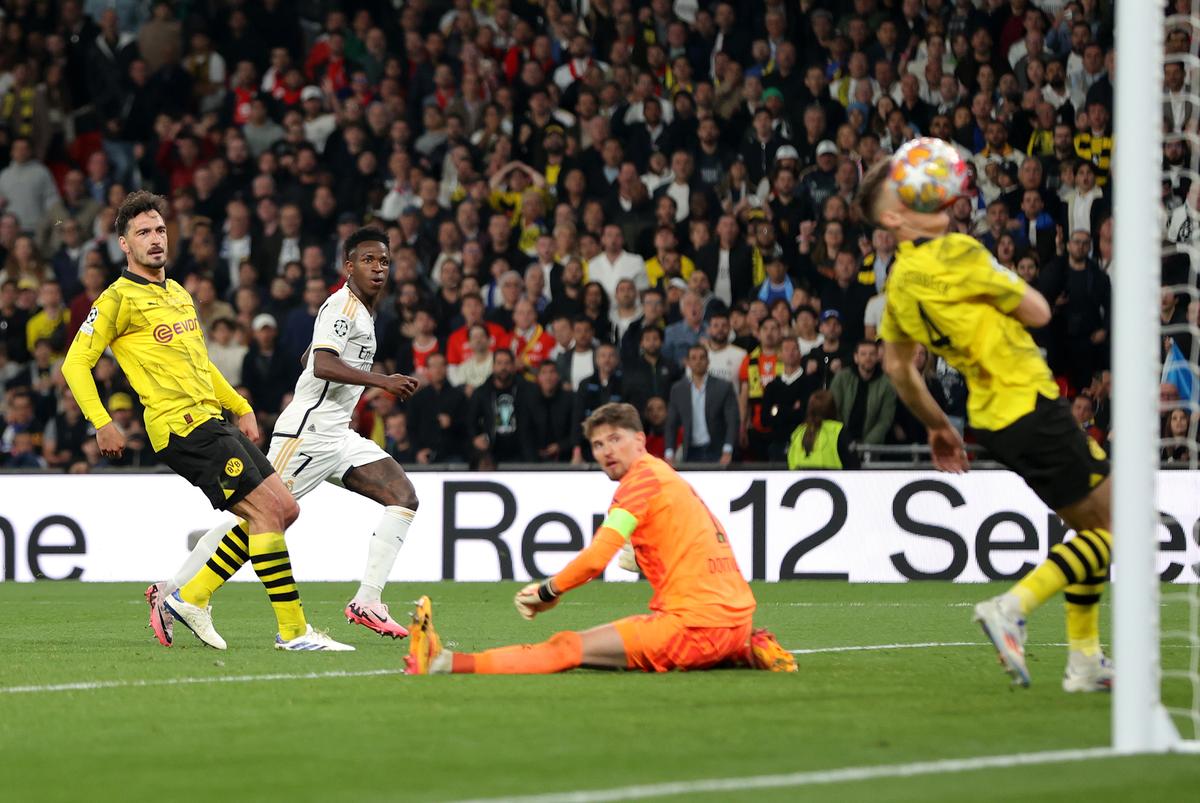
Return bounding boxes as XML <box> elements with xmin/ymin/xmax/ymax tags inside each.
<box><xmin>1159</xmin><ymin>6</ymin><xmax>1200</xmax><ymax>750</ymax></box>
<box><xmin>1117</xmin><ymin>0</ymin><xmax>1200</xmax><ymax>753</ymax></box>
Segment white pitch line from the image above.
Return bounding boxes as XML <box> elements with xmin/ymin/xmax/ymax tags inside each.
<box><xmin>447</xmin><ymin>746</ymin><xmax>1120</xmax><ymax>803</ymax></box>
<box><xmin>791</xmin><ymin>641</ymin><xmax>986</xmax><ymax>655</ymax></box>
<box><xmin>0</xmin><ymin>667</ymin><xmax>405</xmax><ymax>695</ymax></box>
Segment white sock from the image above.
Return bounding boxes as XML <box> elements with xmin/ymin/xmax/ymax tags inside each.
<box><xmin>354</xmin><ymin>506</ymin><xmax>415</xmax><ymax>603</ymax></box>
<box><xmin>165</xmin><ymin>518</ymin><xmax>240</xmax><ymax>595</ymax></box>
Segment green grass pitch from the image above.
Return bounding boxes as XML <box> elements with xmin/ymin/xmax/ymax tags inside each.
<box><xmin>1</xmin><ymin>580</ymin><xmax>1197</xmax><ymax>802</ymax></box>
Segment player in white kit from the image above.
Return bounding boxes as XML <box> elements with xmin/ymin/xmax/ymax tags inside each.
<box><xmin>146</xmin><ymin>229</ymin><xmax>421</xmax><ymax>648</ymax></box>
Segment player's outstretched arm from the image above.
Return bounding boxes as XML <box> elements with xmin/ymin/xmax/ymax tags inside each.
<box><xmin>312</xmin><ymin>349</ymin><xmax>419</xmax><ymax>399</ymax></box>
<box><xmin>882</xmin><ymin>340</ymin><xmax>968</xmax><ymax>473</ymax></box>
<box><xmin>514</xmin><ymin>527</ymin><xmax>626</xmax><ymax>620</ymax></box>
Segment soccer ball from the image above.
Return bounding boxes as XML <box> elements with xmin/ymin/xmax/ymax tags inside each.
<box><xmin>889</xmin><ymin>137</ymin><xmax>969</xmax><ymax>213</ymax></box>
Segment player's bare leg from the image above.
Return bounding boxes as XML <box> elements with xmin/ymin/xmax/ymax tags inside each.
<box><xmin>342</xmin><ymin>457</ymin><xmax>418</xmax><ymax>639</ymax></box>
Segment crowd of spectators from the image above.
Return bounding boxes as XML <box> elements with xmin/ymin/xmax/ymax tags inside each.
<box><xmin>0</xmin><ymin>0</ymin><xmax>1195</xmax><ymax>472</ymax></box>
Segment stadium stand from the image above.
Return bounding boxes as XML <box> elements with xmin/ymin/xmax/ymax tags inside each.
<box><xmin>0</xmin><ymin>0</ymin><xmax>1191</xmax><ymax>471</ymax></box>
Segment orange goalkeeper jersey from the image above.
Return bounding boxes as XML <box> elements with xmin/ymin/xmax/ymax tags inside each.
<box><xmin>610</xmin><ymin>454</ymin><xmax>755</xmax><ymax>627</ymax></box>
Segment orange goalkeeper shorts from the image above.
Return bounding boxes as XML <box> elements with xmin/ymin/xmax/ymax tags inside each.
<box><xmin>613</xmin><ymin>612</ymin><xmax>753</xmax><ymax>672</ymax></box>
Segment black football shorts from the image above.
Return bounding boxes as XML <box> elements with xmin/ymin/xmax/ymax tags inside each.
<box><xmin>158</xmin><ymin>418</ymin><xmax>275</xmax><ymax>510</ymax></box>
<box><xmin>974</xmin><ymin>394</ymin><xmax>1110</xmax><ymax>510</ymax></box>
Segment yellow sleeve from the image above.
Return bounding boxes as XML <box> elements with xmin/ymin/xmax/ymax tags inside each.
<box><xmin>878</xmin><ymin>292</ymin><xmax>912</xmax><ymax>343</ymax></box>
<box><xmin>61</xmin><ymin>289</ymin><xmax>122</xmax><ymax>431</ymax></box>
<box><xmin>954</xmin><ymin>237</ymin><xmax>1028</xmax><ymax>313</ymax></box>
<box><xmin>209</xmin><ymin>360</ymin><xmax>253</xmax><ymax>417</ymax></box>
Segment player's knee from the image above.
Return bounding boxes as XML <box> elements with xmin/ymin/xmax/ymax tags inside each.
<box><xmin>280</xmin><ymin>494</ymin><xmax>301</xmax><ymax>528</ymax></box>
<box><xmin>391</xmin><ymin>475</ymin><xmax>418</xmax><ymax>510</ymax></box>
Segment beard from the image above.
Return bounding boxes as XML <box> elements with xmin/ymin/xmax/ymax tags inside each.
<box><xmin>135</xmin><ymin>245</ymin><xmax>168</xmax><ymax>269</ymax></box>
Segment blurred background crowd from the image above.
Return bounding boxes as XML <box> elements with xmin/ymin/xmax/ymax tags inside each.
<box><xmin>0</xmin><ymin>0</ymin><xmax>1195</xmax><ymax>472</ymax></box>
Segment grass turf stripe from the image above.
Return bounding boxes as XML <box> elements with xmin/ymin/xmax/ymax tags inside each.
<box><xmin>446</xmin><ymin>747</ymin><xmax>1121</xmax><ymax>803</ymax></box>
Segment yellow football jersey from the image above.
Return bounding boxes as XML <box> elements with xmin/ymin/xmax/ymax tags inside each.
<box><xmin>62</xmin><ymin>270</ymin><xmax>251</xmax><ymax>451</ymax></box>
<box><xmin>879</xmin><ymin>233</ymin><xmax>1058</xmax><ymax>431</ymax></box>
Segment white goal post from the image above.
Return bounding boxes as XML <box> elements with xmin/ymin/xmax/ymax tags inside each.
<box><xmin>1112</xmin><ymin>0</ymin><xmax>1188</xmax><ymax>753</ymax></box>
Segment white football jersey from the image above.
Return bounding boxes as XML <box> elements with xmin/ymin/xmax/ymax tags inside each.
<box><xmin>274</xmin><ymin>285</ymin><xmax>376</xmax><ymax>439</ymax></box>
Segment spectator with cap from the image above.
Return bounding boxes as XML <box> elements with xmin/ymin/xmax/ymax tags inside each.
<box><xmin>799</xmin><ymin>141</ymin><xmax>841</xmax><ymax>218</ymax></box>
<box><xmin>808</xmin><ymin>310</ymin><xmax>851</xmax><ymax>384</ymax></box>
<box><xmin>241</xmin><ymin>313</ymin><xmax>289</xmax><ymax>415</ymax></box>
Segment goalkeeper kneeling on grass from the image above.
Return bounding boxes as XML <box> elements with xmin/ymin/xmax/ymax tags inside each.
<box><xmin>405</xmin><ymin>402</ymin><xmax>796</xmax><ymax>675</ymax></box>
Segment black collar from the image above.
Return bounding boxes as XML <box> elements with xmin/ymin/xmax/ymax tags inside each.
<box><xmin>122</xmin><ymin>269</ymin><xmax>166</xmax><ymax>288</ymax></box>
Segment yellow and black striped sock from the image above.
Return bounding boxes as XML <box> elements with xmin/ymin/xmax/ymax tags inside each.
<box><xmin>1065</xmin><ymin>577</ymin><xmax>1106</xmax><ymax>656</ymax></box>
<box><xmin>178</xmin><ymin>525</ymin><xmax>251</xmax><ymax>607</ymax></box>
<box><xmin>1012</xmin><ymin>528</ymin><xmax>1112</xmax><ymax>616</ymax></box>
<box><xmin>249</xmin><ymin>531</ymin><xmax>307</xmax><ymax>641</ymax></box>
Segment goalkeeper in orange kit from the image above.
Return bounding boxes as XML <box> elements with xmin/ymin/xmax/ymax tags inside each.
<box><xmin>404</xmin><ymin>402</ymin><xmax>796</xmax><ymax>675</ymax></box>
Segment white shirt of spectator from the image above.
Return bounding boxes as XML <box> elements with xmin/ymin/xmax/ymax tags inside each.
<box><xmin>304</xmin><ymin>113</ymin><xmax>338</xmax><ymax>153</ymax></box>
<box><xmin>1068</xmin><ymin>186</ymin><xmax>1104</xmax><ymax>235</ymax></box>
<box><xmin>379</xmin><ymin>181</ymin><xmax>419</xmax><ymax>222</ymax></box>
<box><xmin>1042</xmin><ymin>83</ymin><xmax>1071</xmax><ymax>110</ymax></box>
<box><xmin>587</xmin><ymin>250</ymin><xmax>648</xmax><ymax>298</ymax></box>
<box><xmin>706</xmin><ymin>342</ymin><xmax>747</xmax><ymax>386</ymax></box>
<box><xmin>610</xmin><ymin>305</ymin><xmax>642</xmax><ymax>344</ymax></box>
<box><xmin>864</xmin><ymin>293</ymin><xmax>886</xmax><ymax>339</ymax></box>
<box><xmin>208</xmin><ymin>339</ymin><xmax>248</xmax><ymax>386</ymax></box>
<box><xmin>713</xmin><ymin>248</ymin><xmax>733</xmax><ymax>306</ymax></box>
<box><xmin>797</xmin><ymin>333</ymin><xmax>824</xmax><ymax>357</ymax></box>
<box><xmin>568</xmin><ymin>348</ymin><xmax>595</xmax><ymax>389</ymax></box>
<box><xmin>665</xmin><ymin>180</ymin><xmax>691</xmax><ymax>221</ymax></box>
<box><xmin>449</xmin><ymin>352</ymin><xmax>493</xmax><ymax>391</ymax></box>
<box><xmin>278</xmin><ymin>237</ymin><xmax>302</xmax><ymax>273</ymax></box>
<box><xmin>274</xmin><ymin>285</ymin><xmax>377</xmax><ymax>438</ymax></box>
<box><xmin>221</xmin><ymin>233</ymin><xmax>252</xmax><ymax>290</ymax></box>
<box><xmin>553</xmin><ymin>58</ymin><xmax>608</xmax><ymax>91</ymax></box>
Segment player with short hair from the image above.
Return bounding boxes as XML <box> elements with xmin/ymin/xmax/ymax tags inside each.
<box><xmin>857</xmin><ymin>155</ymin><xmax>1113</xmax><ymax>691</ymax></box>
<box><xmin>63</xmin><ymin>191</ymin><xmax>341</xmax><ymax>651</ymax></box>
<box><xmin>404</xmin><ymin>402</ymin><xmax>795</xmax><ymax>675</ymax></box>
<box><xmin>148</xmin><ymin>228</ymin><xmax>421</xmax><ymax>646</ymax></box>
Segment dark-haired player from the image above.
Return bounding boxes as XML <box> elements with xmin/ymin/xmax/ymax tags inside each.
<box><xmin>856</xmin><ymin>153</ymin><xmax>1113</xmax><ymax>691</ymax></box>
<box><xmin>62</xmin><ymin>191</ymin><xmax>342</xmax><ymax>650</ymax></box>
<box><xmin>149</xmin><ymin>228</ymin><xmax>421</xmax><ymax>645</ymax></box>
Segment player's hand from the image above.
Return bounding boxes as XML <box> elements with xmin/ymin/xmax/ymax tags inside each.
<box><xmin>381</xmin><ymin>373</ymin><xmax>419</xmax><ymax>400</ymax></box>
<box><xmin>928</xmin><ymin>426</ymin><xmax>969</xmax><ymax>474</ymax></box>
<box><xmin>514</xmin><ymin>582</ymin><xmax>560</xmax><ymax>621</ymax></box>
<box><xmin>96</xmin><ymin>422</ymin><xmax>126</xmax><ymax>460</ymax></box>
<box><xmin>617</xmin><ymin>543</ymin><xmax>641</xmax><ymax>574</ymax></box>
<box><xmin>237</xmin><ymin>411</ymin><xmax>260</xmax><ymax>443</ymax></box>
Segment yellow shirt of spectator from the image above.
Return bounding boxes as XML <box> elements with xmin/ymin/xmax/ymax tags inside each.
<box><xmin>26</xmin><ymin>306</ymin><xmax>70</xmax><ymax>355</ymax></box>
<box><xmin>878</xmin><ymin>233</ymin><xmax>1058</xmax><ymax>431</ymax></box>
<box><xmin>62</xmin><ymin>270</ymin><xmax>251</xmax><ymax>451</ymax></box>
<box><xmin>645</xmin><ymin>254</ymin><xmax>695</xmax><ymax>287</ymax></box>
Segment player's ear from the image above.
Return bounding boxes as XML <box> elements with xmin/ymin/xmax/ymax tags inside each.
<box><xmin>878</xmin><ymin>207</ymin><xmax>904</xmax><ymax>230</ymax></box>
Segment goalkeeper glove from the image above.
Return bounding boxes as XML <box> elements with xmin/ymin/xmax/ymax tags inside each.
<box><xmin>514</xmin><ymin>580</ymin><xmax>561</xmax><ymax>621</ymax></box>
<box><xmin>617</xmin><ymin>543</ymin><xmax>641</xmax><ymax>574</ymax></box>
